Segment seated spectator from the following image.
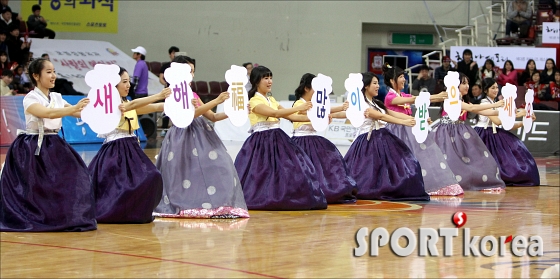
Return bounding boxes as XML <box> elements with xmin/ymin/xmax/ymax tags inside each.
<box><xmin>0</xmin><ymin>50</ymin><xmax>14</xmax><ymax>71</ymax></box>
<box><xmin>0</xmin><ymin>29</ymin><xmax>6</xmax><ymax>53</ymax></box>
<box><xmin>496</xmin><ymin>60</ymin><xmax>518</xmax><ymax>87</ymax></box>
<box><xmin>479</xmin><ymin>59</ymin><xmax>498</xmax><ymax>82</ymax></box>
<box><xmin>540</xmin><ymin>58</ymin><xmax>557</xmax><ymax>84</ymax></box>
<box><xmin>411</xmin><ymin>64</ymin><xmax>436</xmax><ymax>96</ymax></box>
<box><xmin>27</xmin><ymin>5</ymin><xmax>55</xmax><ymax>39</ymax></box>
<box><xmin>518</xmin><ymin>59</ymin><xmax>539</xmax><ymax>85</ymax></box>
<box><xmin>0</xmin><ymin>68</ymin><xmax>13</xmax><ymax>95</ymax></box>
<box><xmin>526</xmin><ymin>71</ymin><xmax>554</xmax><ymax>110</ymax></box>
<box><xmin>0</xmin><ymin>0</ymin><xmax>21</xmax><ymax>23</ymax></box>
<box><xmin>470</xmin><ymin>84</ymin><xmax>485</xmax><ymax>104</ymax></box>
<box><xmin>506</xmin><ymin>0</ymin><xmax>533</xmax><ymax>37</ymax></box>
<box><xmin>41</xmin><ymin>53</ymin><xmax>49</xmax><ymax>61</ymax></box>
<box><xmin>0</xmin><ymin>6</ymin><xmax>13</xmax><ymax>33</ymax></box>
<box><xmin>434</xmin><ymin>56</ymin><xmax>456</xmax><ymax>83</ymax></box>
<box><xmin>549</xmin><ymin>70</ymin><xmax>560</xmax><ymax>103</ymax></box>
<box><xmin>6</xmin><ymin>24</ymin><xmax>30</xmax><ymax>65</ymax></box>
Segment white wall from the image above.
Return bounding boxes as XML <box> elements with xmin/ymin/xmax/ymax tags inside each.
<box><xmin>12</xmin><ymin>0</ymin><xmax>491</xmax><ymax>99</ymax></box>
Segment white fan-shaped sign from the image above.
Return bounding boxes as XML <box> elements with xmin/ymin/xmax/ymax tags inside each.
<box><xmin>523</xmin><ymin>89</ymin><xmax>534</xmax><ymax>134</ymax></box>
<box><xmin>307</xmin><ymin>73</ymin><xmax>332</xmax><ymax>132</ymax></box>
<box><xmin>412</xmin><ymin>91</ymin><xmax>431</xmax><ymax>143</ymax></box>
<box><xmin>345</xmin><ymin>73</ymin><xmax>367</xmax><ymax>127</ymax></box>
<box><xmin>164</xmin><ymin>63</ymin><xmax>195</xmax><ymax>128</ymax></box>
<box><xmin>81</xmin><ymin>64</ymin><xmax>122</xmax><ymax>134</ymax></box>
<box><xmin>224</xmin><ymin>65</ymin><xmax>249</xmax><ymax>127</ymax></box>
<box><xmin>443</xmin><ymin>71</ymin><xmax>462</xmax><ymax>121</ymax></box>
<box><xmin>498</xmin><ymin>83</ymin><xmax>517</xmax><ymax>130</ymax></box>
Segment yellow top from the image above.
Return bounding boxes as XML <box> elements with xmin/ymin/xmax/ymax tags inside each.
<box><xmin>117</xmin><ymin>109</ymin><xmax>140</xmax><ymax>133</ymax></box>
<box><xmin>249</xmin><ymin>93</ymin><xmax>280</xmax><ymax>126</ymax></box>
<box><xmin>292</xmin><ymin>99</ymin><xmax>311</xmax><ymax>130</ymax></box>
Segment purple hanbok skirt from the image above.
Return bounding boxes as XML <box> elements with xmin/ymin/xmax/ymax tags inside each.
<box><xmin>234</xmin><ymin>128</ymin><xmax>328</xmax><ymax>210</ymax></box>
<box><xmin>431</xmin><ymin>118</ymin><xmax>506</xmax><ymax>192</ymax></box>
<box><xmin>88</xmin><ymin>136</ymin><xmax>163</xmax><ymax>223</ymax></box>
<box><xmin>154</xmin><ymin>117</ymin><xmax>249</xmax><ymax>218</ymax></box>
<box><xmin>474</xmin><ymin>127</ymin><xmax>540</xmax><ymax>186</ymax></box>
<box><xmin>0</xmin><ymin>134</ymin><xmax>97</xmax><ymax>232</ymax></box>
<box><xmin>343</xmin><ymin>129</ymin><xmax>429</xmax><ymax>201</ymax></box>
<box><xmin>385</xmin><ymin>124</ymin><xmax>463</xmax><ymax>196</ymax></box>
<box><xmin>292</xmin><ymin>135</ymin><xmax>357</xmax><ymax>203</ymax></box>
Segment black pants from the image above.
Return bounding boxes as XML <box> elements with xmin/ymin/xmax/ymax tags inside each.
<box><xmin>35</xmin><ymin>27</ymin><xmax>56</xmax><ymax>39</ymax></box>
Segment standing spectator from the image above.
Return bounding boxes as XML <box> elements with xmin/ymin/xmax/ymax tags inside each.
<box><xmin>434</xmin><ymin>56</ymin><xmax>456</xmax><ymax>83</ymax></box>
<box><xmin>27</xmin><ymin>5</ymin><xmax>55</xmax><ymax>39</ymax></box>
<box><xmin>0</xmin><ymin>7</ymin><xmax>13</xmax><ymax>33</ymax></box>
<box><xmin>456</xmin><ymin>48</ymin><xmax>479</xmax><ymax>95</ymax></box>
<box><xmin>158</xmin><ymin>46</ymin><xmax>179</xmax><ymax>136</ymax></box>
<box><xmin>243</xmin><ymin>62</ymin><xmax>253</xmax><ymax>92</ymax></box>
<box><xmin>159</xmin><ymin>46</ymin><xmax>179</xmax><ymax>86</ymax></box>
<box><xmin>496</xmin><ymin>60</ymin><xmax>518</xmax><ymax>87</ymax></box>
<box><xmin>0</xmin><ymin>68</ymin><xmax>13</xmax><ymax>95</ymax></box>
<box><xmin>6</xmin><ymin>24</ymin><xmax>30</xmax><ymax>65</ymax></box>
<box><xmin>540</xmin><ymin>58</ymin><xmax>557</xmax><ymax>84</ymax></box>
<box><xmin>131</xmin><ymin>46</ymin><xmax>148</xmax><ymax>99</ymax></box>
<box><xmin>411</xmin><ymin>64</ymin><xmax>436</xmax><ymax>95</ymax></box>
<box><xmin>518</xmin><ymin>59</ymin><xmax>539</xmax><ymax>85</ymax></box>
<box><xmin>470</xmin><ymin>84</ymin><xmax>485</xmax><ymax>104</ymax></box>
<box><xmin>506</xmin><ymin>0</ymin><xmax>533</xmax><ymax>37</ymax></box>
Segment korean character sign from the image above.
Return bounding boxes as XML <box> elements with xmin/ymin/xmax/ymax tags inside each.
<box><xmin>443</xmin><ymin>71</ymin><xmax>462</xmax><ymax>121</ymax></box>
<box><xmin>412</xmin><ymin>91</ymin><xmax>431</xmax><ymax>143</ymax></box>
<box><xmin>81</xmin><ymin>64</ymin><xmax>122</xmax><ymax>134</ymax></box>
<box><xmin>498</xmin><ymin>83</ymin><xmax>517</xmax><ymax>130</ymax></box>
<box><xmin>345</xmin><ymin>73</ymin><xmax>368</xmax><ymax>127</ymax></box>
<box><xmin>164</xmin><ymin>63</ymin><xmax>195</xmax><ymax>128</ymax></box>
<box><xmin>223</xmin><ymin>65</ymin><xmax>249</xmax><ymax>127</ymax></box>
<box><xmin>523</xmin><ymin>89</ymin><xmax>534</xmax><ymax>134</ymax></box>
<box><xmin>307</xmin><ymin>74</ymin><xmax>332</xmax><ymax>132</ymax></box>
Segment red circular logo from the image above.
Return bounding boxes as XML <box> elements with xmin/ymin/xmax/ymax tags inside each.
<box><xmin>452</xmin><ymin>211</ymin><xmax>467</xmax><ymax>228</ymax></box>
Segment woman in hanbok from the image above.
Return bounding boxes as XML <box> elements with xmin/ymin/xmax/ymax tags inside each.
<box><xmin>336</xmin><ymin>72</ymin><xmax>429</xmax><ymax>201</ymax></box>
<box><xmin>88</xmin><ymin>67</ymin><xmax>170</xmax><ymax>223</ymax></box>
<box><xmin>474</xmin><ymin>78</ymin><xmax>539</xmax><ymax>186</ymax></box>
<box><xmin>291</xmin><ymin>73</ymin><xmax>357</xmax><ymax>204</ymax></box>
<box><xmin>431</xmin><ymin>73</ymin><xmax>506</xmax><ymax>192</ymax></box>
<box><xmin>0</xmin><ymin>58</ymin><xmax>97</xmax><ymax>232</ymax></box>
<box><xmin>234</xmin><ymin>65</ymin><xmax>327</xmax><ymax>210</ymax></box>
<box><xmin>382</xmin><ymin>64</ymin><xmax>463</xmax><ymax>196</ymax></box>
<box><xmin>154</xmin><ymin>55</ymin><xmax>249</xmax><ymax>218</ymax></box>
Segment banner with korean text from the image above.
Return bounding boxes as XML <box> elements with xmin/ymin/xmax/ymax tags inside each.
<box><xmin>22</xmin><ymin>0</ymin><xmax>118</xmax><ymax>33</ymax></box>
<box><xmin>450</xmin><ymin>46</ymin><xmax>556</xmax><ymax>70</ymax></box>
<box><xmin>30</xmin><ymin>39</ymin><xmax>164</xmax><ymax>96</ymax></box>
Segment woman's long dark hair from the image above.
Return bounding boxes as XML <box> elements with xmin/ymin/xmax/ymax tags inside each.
<box><xmin>439</xmin><ymin>72</ymin><xmax>471</xmax><ymax>116</ymax></box>
<box><xmin>501</xmin><ymin>60</ymin><xmax>515</xmax><ymax>75</ymax></box>
<box><xmin>381</xmin><ymin>62</ymin><xmax>404</xmax><ymax>92</ymax></box>
<box><xmin>248</xmin><ymin>65</ymin><xmax>273</xmax><ymax>99</ymax></box>
<box><xmin>361</xmin><ymin>72</ymin><xmax>387</xmax><ymax>112</ymax></box>
<box><xmin>293</xmin><ymin>73</ymin><xmax>315</xmax><ymax>107</ymax></box>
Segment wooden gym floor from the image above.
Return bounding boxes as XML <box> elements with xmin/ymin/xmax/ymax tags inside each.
<box><xmin>0</xmin><ymin>141</ymin><xmax>559</xmax><ymax>278</ymax></box>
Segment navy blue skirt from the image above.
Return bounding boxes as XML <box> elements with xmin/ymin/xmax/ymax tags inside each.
<box><xmin>88</xmin><ymin>137</ymin><xmax>163</xmax><ymax>223</ymax></box>
<box><xmin>344</xmin><ymin>129</ymin><xmax>429</xmax><ymax>201</ymax></box>
<box><xmin>292</xmin><ymin>135</ymin><xmax>357</xmax><ymax>204</ymax></box>
<box><xmin>474</xmin><ymin>127</ymin><xmax>540</xmax><ymax>186</ymax></box>
<box><xmin>0</xmin><ymin>134</ymin><xmax>97</xmax><ymax>232</ymax></box>
<box><xmin>234</xmin><ymin>129</ymin><xmax>327</xmax><ymax>210</ymax></box>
